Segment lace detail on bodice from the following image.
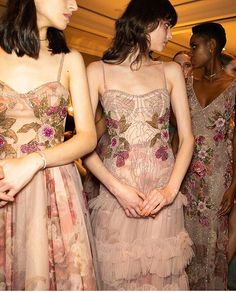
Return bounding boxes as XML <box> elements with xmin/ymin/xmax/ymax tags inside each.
<box><xmin>100</xmin><ymin>88</ymin><xmax>172</xmax><ymax>167</ymax></box>
<box><xmin>0</xmin><ymin>81</ymin><xmax>69</xmax><ymax>159</ymax></box>
<box><xmin>186</xmin><ymin>77</ymin><xmax>236</xmax><ymax>149</ymax></box>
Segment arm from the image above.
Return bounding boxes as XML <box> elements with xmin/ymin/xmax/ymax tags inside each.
<box><xmin>83</xmin><ymin>62</ymin><xmax>145</xmax><ymax>217</ymax></box>
<box><xmin>0</xmin><ymin>50</ymin><xmax>97</xmax><ymax>201</ymax></box>
<box><xmin>218</xmin><ymin>111</ymin><xmax>236</xmax><ymax>216</ymax></box>
<box><xmin>141</xmin><ymin>62</ymin><xmax>194</xmax><ymax>216</ymax></box>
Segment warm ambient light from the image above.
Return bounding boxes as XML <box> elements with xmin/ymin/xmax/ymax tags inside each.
<box><xmin>68</xmin><ymin>105</ymin><xmax>74</xmax><ymax>115</ymax></box>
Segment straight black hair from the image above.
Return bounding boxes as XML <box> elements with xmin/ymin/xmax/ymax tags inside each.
<box><xmin>102</xmin><ymin>0</ymin><xmax>177</xmax><ymax>70</ymax></box>
<box><xmin>0</xmin><ymin>0</ymin><xmax>70</xmax><ymax>59</ymax></box>
<box><xmin>192</xmin><ymin>22</ymin><xmax>226</xmax><ymax>54</ymax></box>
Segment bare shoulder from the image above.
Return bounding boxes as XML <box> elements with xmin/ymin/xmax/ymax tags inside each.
<box><xmin>87</xmin><ymin>60</ymin><xmax>102</xmax><ymax>75</ymax></box>
<box><xmin>64</xmin><ymin>49</ymin><xmax>85</xmax><ymax>70</ymax></box>
<box><xmin>163</xmin><ymin>61</ymin><xmax>182</xmax><ymax>76</ymax></box>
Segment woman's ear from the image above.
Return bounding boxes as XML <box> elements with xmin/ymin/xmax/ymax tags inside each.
<box><xmin>208</xmin><ymin>38</ymin><xmax>217</xmax><ymax>54</ymax></box>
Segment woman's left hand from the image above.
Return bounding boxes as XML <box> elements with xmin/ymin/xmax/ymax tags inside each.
<box><xmin>218</xmin><ymin>187</ymin><xmax>235</xmax><ymax>217</ymax></box>
<box><xmin>0</xmin><ymin>153</ymin><xmax>44</xmax><ymax>200</ymax></box>
<box><xmin>140</xmin><ymin>187</ymin><xmax>177</xmax><ymax>217</ymax></box>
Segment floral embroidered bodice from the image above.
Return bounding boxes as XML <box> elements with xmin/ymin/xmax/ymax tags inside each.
<box><xmin>0</xmin><ymin>80</ymin><xmax>69</xmax><ymax>159</ymax></box>
<box><xmin>99</xmin><ymin>86</ymin><xmax>175</xmax><ymax>194</ymax></box>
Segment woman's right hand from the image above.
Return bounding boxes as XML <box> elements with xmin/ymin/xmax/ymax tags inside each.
<box><xmin>112</xmin><ymin>182</ymin><xmax>146</xmax><ymax>218</ymax></box>
<box><xmin>0</xmin><ymin>153</ymin><xmax>44</xmax><ymax>203</ymax></box>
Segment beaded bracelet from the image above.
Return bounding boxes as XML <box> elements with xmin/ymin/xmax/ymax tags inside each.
<box><xmin>37</xmin><ymin>152</ymin><xmax>47</xmax><ymax>170</ymax></box>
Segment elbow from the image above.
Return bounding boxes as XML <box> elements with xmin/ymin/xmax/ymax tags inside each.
<box><xmin>179</xmin><ymin>133</ymin><xmax>195</xmax><ymax>152</ymax></box>
<box><xmin>189</xmin><ymin>134</ymin><xmax>195</xmax><ymax>153</ymax></box>
<box><xmin>87</xmin><ymin>131</ymin><xmax>97</xmax><ymax>153</ymax></box>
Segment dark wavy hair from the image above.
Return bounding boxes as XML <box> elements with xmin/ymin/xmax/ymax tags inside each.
<box><xmin>0</xmin><ymin>0</ymin><xmax>70</xmax><ymax>59</ymax></box>
<box><xmin>102</xmin><ymin>0</ymin><xmax>177</xmax><ymax>70</ymax></box>
<box><xmin>192</xmin><ymin>22</ymin><xmax>226</xmax><ymax>54</ymax></box>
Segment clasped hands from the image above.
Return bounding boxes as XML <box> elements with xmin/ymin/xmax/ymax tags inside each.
<box><xmin>114</xmin><ymin>182</ymin><xmax>177</xmax><ymax>218</ymax></box>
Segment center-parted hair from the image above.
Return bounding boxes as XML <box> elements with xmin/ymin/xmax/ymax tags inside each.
<box><xmin>0</xmin><ymin>0</ymin><xmax>70</xmax><ymax>58</ymax></box>
<box><xmin>102</xmin><ymin>0</ymin><xmax>177</xmax><ymax>70</ymax></box>
<box><xmin>192</xmin><ymin>22</ymin><xmax>226</xmax><ymax>54</ymax></box>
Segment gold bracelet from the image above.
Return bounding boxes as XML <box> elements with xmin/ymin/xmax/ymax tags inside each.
<box><xmin>37</xmin><ymin>152</ymin><xmax>47</xmax><ymax>170</ymax></box>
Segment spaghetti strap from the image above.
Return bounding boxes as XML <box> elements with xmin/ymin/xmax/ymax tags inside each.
<box><xmin>101</xmin><ymin>61</ymin><xmax>107</xmax><ymax>91</ymax></box>
<box><xmin>57</xmin><ymin>53</ymin><xmax>65</xmax><ymax>82</ymax></box>
<box><xmin>161</xmin><ymin>62</ymin><xmax>167</xmax><ymax>89</ymax></box>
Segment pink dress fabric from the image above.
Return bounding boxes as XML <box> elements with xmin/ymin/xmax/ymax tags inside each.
<box><xmin>89</xmin><ymin>62</ymin><xmax>194</xmax><ymax>290</ymax></box>
<box><xmin>0</xmin><ymin>79</ymin><xmax>98</xmax><ymax>290</ymax></box>
<box><xmin>181</xmin><ymin>77</ymin><xmax>236</xmax><ymax>290</ymax></box>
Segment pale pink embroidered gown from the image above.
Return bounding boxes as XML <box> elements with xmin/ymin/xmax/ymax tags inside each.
<box><xmin>89</xmin><ymin>62</ymin><xmax>193</xmax><ymax>290</ymax></box>
<box><xmin>0</xmin><ymin>56</ymin><xmax>98</xmax><ymax>290</ymax></box>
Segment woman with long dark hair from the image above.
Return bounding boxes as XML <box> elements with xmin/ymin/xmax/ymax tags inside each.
<box><xmin>179</xmin><ymin>22</ymin><xmax>236</xmax><ymax>289</ymax></box>
<box><xmin>84</xmin><ymin>0</ymin><xmax>194</xmax><ymax>289</ymax></box>
<box><xmin>0</xmin><ymin>0</ymin><xmax>98</xmax><ymax>290</ymax></box>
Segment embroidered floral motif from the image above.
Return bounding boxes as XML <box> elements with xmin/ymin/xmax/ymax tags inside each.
<box><xmin>207</xmin><ymin>109</ymin><xmax>230</xmax><ymax>146</ymax></box>
<box><xmin>22</xmin><ymin>95</ymin><xmax>68</xmax><ymax>149</ymax></box>
<box><xmin>182</xmin><ymin>135</ymin><xmax>215</xmax><ymax>226</ymax></box>
<box><xmin>20</xmin><ymin>140</ymin><xmax>44</xmax><ymax>154</ymax></box>
<box><xmin>0</xmin><ymin>104</ymin><xmax>17</xmax><ymax>158</ymax></box>
<box><xmin>104</xmin><ymin>112</ymin><xmax>131</xmax><ymax>167</ymax></box>
<box><xmin>146</xmin><ymin>108</ymin><xmax>170</xmax><ymax>148</ymax></box>
<box><xmin>155</xmin><ymin>145</ymin><xmax>168</xmax><ymax>161</ymax></box>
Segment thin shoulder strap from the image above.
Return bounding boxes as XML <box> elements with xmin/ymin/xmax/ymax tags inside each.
<box><xmin>57</xmin><ymin>53</ymin><xmax>65</xmax><ymax>82</ymax></box>
<box><xmin>101</xmin><ymin>61</ymin><xmax>107</xmax><ymax>91</ymax></box>
<box><xmin>161</xmin><ymin>61</ymin><xmax>167</xmax><ymax>89</ymax></box>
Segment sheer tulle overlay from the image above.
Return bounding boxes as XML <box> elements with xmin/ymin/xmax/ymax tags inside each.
<box><xmin>0</xmin><ymin>80</ymin><xmax>98</xmax><ymax>290</ymax></box>
<box><xmin>89</xmin><ymin>63</ymin><xmax>193</xmax><ymax>290</ymax></box>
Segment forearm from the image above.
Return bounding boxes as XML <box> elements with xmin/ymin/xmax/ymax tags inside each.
<box><xmin>40</xmin><ymin>131</ymin><xmax>96</xmax><ymax>168</ymax></box>
<box><xmin>167</xmin><ymin>134</ymin><xmax>194</xmax><ymax>193</ymax></box>
<box><xmin>83</xmin><ymin>151</ymin><xmax>120</xmax><ymax>195</ymax></box>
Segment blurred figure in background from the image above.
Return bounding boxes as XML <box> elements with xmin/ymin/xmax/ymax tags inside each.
<box><xmin>173</xmin><ymin>50</ymin><xmax>193</xmax><ymax>80</ymax></box>
<box><xmin>221</xmin><ymin>52</ymin><xmax>236</xmax><ymax>78</ymax></box>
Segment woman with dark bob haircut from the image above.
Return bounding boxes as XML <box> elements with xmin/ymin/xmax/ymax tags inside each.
<box><xmin>83</xmin><ymin>0</ymin><xmax>194</xmax><ymax>289</ymax></box>
<box><xmin>178</xmin><ymin>22</ymin><xmax>236</xmax><ymax>289</ymax></box>
<box><xmin>0</xmin><ymin>0</ymin><xmax>99</xmax><ymax>290</ymax></box>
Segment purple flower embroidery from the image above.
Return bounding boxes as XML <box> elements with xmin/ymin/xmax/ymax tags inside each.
<box><xmin>60</xmin><ymin>106</ymin><xmax>68</xmax><ymax>119</ymax></box>
<box><xmin>21</xmin><ymin>141</ymin><xmax>40</xmax><ymax>154</ymax></box>
<box><xmin>39</xmin><ymin>124</ymin><xmax>55</xmax><ymax>141</ymax></box>
<box><xmin>46</xmin><ymin>106</ymin><xmax>60</xmax><ymax>116</ymax></box>
<box><xmin>195</xmin><ymin>135</ymin><xmax>205</xmax><ymax>145</ymax></box>
<box><xmin>213</xmin><ymin>132</ymin><xmax>224</xmax><ymax>144</ymax></box>
<box><xmin>199</xmin><ymin>216</ymin><xmax>209</xmax><ymax>227</ymax></box>
<box><xmin>191</xmin><ymin>160</ymin><xmax>206</xmax><ymax>177</ymax></box>
<box><xmin>161</xmin><ymin>129</ymin><xmax>169</xmax><ymax>142</ymax></box>
<box><xmin>111</xmin><ymin>137</ymin><xmax>118</xmax><ymax>147</ymax></box>
<box><xmin>106</xmin><ymin>118</ymin><xmax>118</xmax><ymax>129</ymax></box>
<box><xmin>115</xmin><ymin>150</ymin><xmax>129</xmax><ymax>167</ymax></box>
<box><xmin>155</xmin><ymin>145</ymin><xmax>168</xmax><ymax>161</ymax></box>
<box><xmin>0</xmin><ymin>135</ymin><xmax>6</xmax><ymax>148</ymax></box>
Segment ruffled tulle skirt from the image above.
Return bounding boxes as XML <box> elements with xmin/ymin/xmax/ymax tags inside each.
<box><xmin>90</xmin><ymin>186</ymin><xmax>193</xmax><ymax>290</ymax></box>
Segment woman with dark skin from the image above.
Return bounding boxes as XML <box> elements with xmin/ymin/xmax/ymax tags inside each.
<box><xmin>178</xmin><ymin>22</ymin><xmax>236</xmax><ymax>289</ymax></box>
